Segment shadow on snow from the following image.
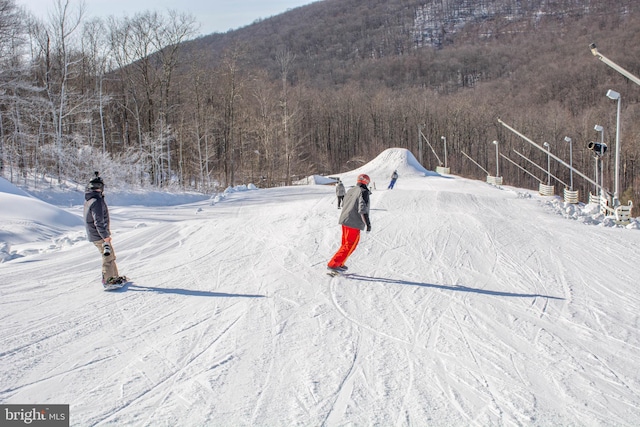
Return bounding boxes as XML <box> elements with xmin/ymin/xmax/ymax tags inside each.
<box><xmin>124</xmin><ymin>283</ymin><xmax>265</xmax><ymax>298</ymax></box>
<box><xmin>346</xmin><ymin>274</ymin><xmax>564</xmax><ymax>300</ymax></box>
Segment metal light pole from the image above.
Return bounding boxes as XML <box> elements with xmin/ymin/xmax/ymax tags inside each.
<box><xmin>606</xmin><ymin>89</ymin><xmax>621</xmax><ymax>206</ymax></box>
<box><xmin>418</xmin><ymin>124</ymin><xmax>424</xmax><ymax>166</ymax></box>
<box><xmin>590</xmin><ymin>44</ymin><xmax>640</xmax><ymax>86</ymax></box>
<box><xmin>441</xmin><ymin>136</ymin><xmax>447</xmax><ymax>168</ymax></box>
<box><xmin>564</xmin><ymin>136</ymin><xmax>573</xmax><ymax>190</ymax></box>
<box><xmin>543</xmin><ymin>142</ymin><xmax>551</xmax><ymax>185</ymax></box>
<box><xmin>492</xmin><ymin>140</ymin><xmax>499</xmax><ymax>176</ymax></box>
<box><xmin>594</xmin><ymin>124</ymin><xmax>604</xmax><ymax>194</ymax></box>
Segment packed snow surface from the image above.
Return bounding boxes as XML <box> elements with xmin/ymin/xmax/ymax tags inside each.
<box><xmin>2</xmin><ymin>148</ymin><xmax>640</xmax><ymax>426</ymax></box>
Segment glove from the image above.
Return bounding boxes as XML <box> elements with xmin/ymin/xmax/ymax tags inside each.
<box><xmin>102</xmin><ymin>242</ymin><xmax>112</xmax><ymax>257</ymax></box>
<box><xmin>362</xmin><ymin>213</ymin><xmax>371</xmax><ymax>232</ymax></box>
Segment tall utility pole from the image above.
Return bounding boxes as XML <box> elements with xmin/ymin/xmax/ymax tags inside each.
<box><xmin>543</xmin><ymin>142</ymin><xmax>551</xmax><ymax>185</ymax></box>
<box><xmin>564</xmin><ymin>136</ymin><xmax>573</xmax><ymax>190</ymax></box>
<box><xmin>441</xmin><ymin>136</ymin><xmax>448</xmax><ymax>169</ymax></box>
<box><xmin>590</xmin><ymin>44</ymin><xmax>640</xmax><ymax>86</ymax></box>
<box><xmin>606</xmin><ymin>89</ymin><xmax>622</xmax><ymax>206</ymax></box>
<box><xmin>418</xmin><ymin>125</ymin><xmax>424</xmax><ymax>166</ymax></box>
<box><xmin>492</xmin><ymin>140</ymin><xmax>499</xmax><ymax>177</ymax></box>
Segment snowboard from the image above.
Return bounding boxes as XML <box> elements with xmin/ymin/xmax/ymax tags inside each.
<box><xmin>103</xmin><ymin>277</ymin><xmax>129</xmax><ymax>291</ymax></box>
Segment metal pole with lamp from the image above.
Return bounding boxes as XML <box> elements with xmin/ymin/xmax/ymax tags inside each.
<box><xmin>590</xmin><ymin>44</ymin><xmax>640</xmax><ymax>86</ymax></box>
<box><xmin>441</xmin><ymin>136</ymin><xmax>447</xmax><ymax>169</ymax></box>
<box><xmin>564</xmin><ymin>136</ymin><xmax>573</xmax><ymax>190</ymax></box>
<box><xmin>492</xmin><ymin>140</ymin><xmax>499</xmax><ymax>177</ymax></box>
<box><xmin>543</xmin><ymin>142</ymin><xmax>551</xmax><ymax>185</ymax></box>
<box><xmin>418</xmin><ymin>124</ymin><xmax>424</xmax><ymax>167</ymax></box>
<box><xmin>594</xmin><ymin>124</ymin><xmax>604</xmax><ymax>195</ymax></box>
<box><xmin>606</xmin><ymin>89</ymin><xmax>621</xmax><ymax>206</ymax></box>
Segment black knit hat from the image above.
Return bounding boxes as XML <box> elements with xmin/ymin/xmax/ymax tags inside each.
<box><xmin>88</xmin><ymin>171</ymin><xmax>104</xmax><ymax>191</ymax></box>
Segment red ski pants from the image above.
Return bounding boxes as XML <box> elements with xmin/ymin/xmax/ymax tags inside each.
<box><xmin>328</xmin><ymin>225</ymin><xmax>361</xmax><ymax>269</ymax></box>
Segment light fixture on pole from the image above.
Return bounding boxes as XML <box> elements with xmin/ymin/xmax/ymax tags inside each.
<box><xmin>543</xmin><ymin>142</ymin><xmax>551</xmax><ymax>185</ymax></box>
<box><xmin>590</xmin><ymin>44</ymin><xmax>640</xmax><ymax>86</ymax></box>
<box><xmin>594</xmin><ymin>124</ymin><xmax>604</xmax><ymax>194</ymax></box>
<box><xmin>594</xmin><ymin>124</ymin><xmax>604</xmax><ymax>145</ymax></box>
<box><xmin>606</xmin><ymin>89</ymin><xmax>621</xmax><ymax>206</ymax></box>
<box><xmin>418</xmin><ymin>124</ymin><xmax>424</xmax><ymax>166</ymax></box>
<box><xmin>440</xmin><ymin>136</ymin><xmax>447</xmax><ymax>168</ymax></box>
<box><xmin>492</xmin><ymin>140</ymin><xmax>499</xmax><ymax>177</ymax></box>
<box><xmin>564</xmin><ymin>136</ymin><xmax>573</xmax><ymax>190</ymax></box>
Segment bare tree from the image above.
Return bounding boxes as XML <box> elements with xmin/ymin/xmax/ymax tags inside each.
<box><xmin>0</xmin><ymin>0</ymin><xmax>28</xmax><ymax>178</ymax></box>
<box><xmin>216</xmin><ymin>45</ymin><xmax>250</xmax><ymax>187</ymax></box>
<box><xmin>251</xmin><ymin>71</ymin><xmax>279</xmax><ymax>187</ymax></box>
<box><xmin>28</xmin><ymin>0</ymin><xmax>85</xmax><ymax>182</ymax></box>
<box><xmin>81</xmin><ymin>17</ymin><xmax>111</xmax><ymax>154</ymax></box>
<box><xmin>276</xmin><ymin>48</ymin><xmax>296</xmax><ymax>184</ymax></box>
<box><xmin>106</xmin><ymin>10</ymin><xmax>196</xmax><ymax>186</ymax></box>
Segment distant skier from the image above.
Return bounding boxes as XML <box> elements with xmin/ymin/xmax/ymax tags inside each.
<box><xmin>388</xmin><ymin>170</ymin><xmax>398</xmax><ymax>189</ymax></box>
<box><xmin>327</xmin><ymin>174</ymin><xmax>372</xmax><ymax>273</ymax></box>
<box><xmin>84</xmin><ymin>172</ymin><xmax>126</xmax><ymax>287</ymax></box>
<box><xmin>335</xmin><ymin>179</ymin><xmax>346</xmax><ymax>208</ymax></box>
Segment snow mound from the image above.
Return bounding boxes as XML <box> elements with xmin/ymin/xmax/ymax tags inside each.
<box><xmin>210</xmin><ymin>183</ymin><xmax>259</xmax><ymax>204</ymax></box>
<box><xmin>0</xmin><ymin>177</ymin><xmax>84</xmax><ymax>261</ymax></box>
<box><xmin>540</xmin><ymin>196</ymin><xmax>640</xmax><ymax>229</ymax></box>
<box><xmin>294</xmin><ymin>175</ymin><xmax>337</xmax><ymax>185</ymax></box>
<box><xmin>337</xmin><ymin>147</ymin><xmax>435</xmax><ymax>186</ymax></box>
<box><xmin>0</xmin><ymin>176</ymin><xmax>32</xmax><ymax>197</ymax></box>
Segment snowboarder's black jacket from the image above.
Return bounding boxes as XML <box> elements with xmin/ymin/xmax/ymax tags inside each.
<box><xmin>84</xmin><ymin>190</ymin><xmax>111</xmax><ymax>242</ymax></box>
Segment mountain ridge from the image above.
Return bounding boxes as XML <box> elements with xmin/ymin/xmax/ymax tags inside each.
<box><xmin>181</xmin><ymin>0</ymin><xmax>640</xmax><ymax>89</ymax></box>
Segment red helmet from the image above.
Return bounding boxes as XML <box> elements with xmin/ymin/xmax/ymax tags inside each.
<box><xmin>357</xmin><ymin>174</ymin><xmax>370</xmax><ymax>185</ymax></box>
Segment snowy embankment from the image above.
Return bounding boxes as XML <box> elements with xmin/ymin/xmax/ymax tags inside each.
<box><xmin>2</xmin><ymin>148</ymin><xmax>640</xmax><ymax>426</ymax></box>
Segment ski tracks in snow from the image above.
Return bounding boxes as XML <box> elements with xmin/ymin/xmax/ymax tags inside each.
<box><xmin>4</xmin><ymin>175</ymin><xmax>640</xmax><ymax>425</ymax></box>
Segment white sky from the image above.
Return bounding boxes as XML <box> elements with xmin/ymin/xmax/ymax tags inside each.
<box><xmin>17</xmin><ymin>0</ymin><xmax>316</xmax><ymax>36</ymax></box>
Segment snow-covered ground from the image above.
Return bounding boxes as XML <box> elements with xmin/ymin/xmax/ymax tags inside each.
<box><xmin>2</xmin><ymin>148</ymin><xmax>640</xmax><ymax>426</ymax></box>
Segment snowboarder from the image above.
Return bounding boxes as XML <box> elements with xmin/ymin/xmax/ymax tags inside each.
<box><xmin>388</xmin><ymin>170</ymin><xmax>398</xmax><ymax>189</ymax></box>
<box><xmin>327</xmin><ymin>173</ymin><xmax>372</xmax><ymax>273</ymax></box>
<box><xmin>335</xmin><ymin>179</ymin><xmax>345</xmax><ymax>208</ymax></box>
<box><xmin>84</xmin><ymin>172</ymin><xmax>126</xmax><ymax>287</ymax></box>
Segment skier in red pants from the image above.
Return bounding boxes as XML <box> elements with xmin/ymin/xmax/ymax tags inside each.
<box><xmin>328</xmin><ymin>174</ymin><xmax>372</xmax><ymax>273</ymax></box>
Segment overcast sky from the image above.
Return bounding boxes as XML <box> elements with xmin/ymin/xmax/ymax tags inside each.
<box><xmin>17</xmin><ymin>0</ymin><xmax>316</xmax><ymax>37</ymax></box>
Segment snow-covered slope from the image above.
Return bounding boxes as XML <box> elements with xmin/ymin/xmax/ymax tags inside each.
<box><xmin>336</xmin><ymin>147</ymin><xmax>434</xmax><ymax>189</ymax></box>
<box><xmin>0</xmin><ymin>177</ymin><xmax>83</xmax><ymax>257</ymax></box>
<box><xmin>2</xmin><ymin>149</ymin><xmax>640</xmax><ymax>426</ymax></box>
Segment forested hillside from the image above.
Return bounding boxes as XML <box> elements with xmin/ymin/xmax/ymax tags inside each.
<box><xmin>1</xmin><ymin>0</ymin><xmax>639</xmax><ymax>211</ymax></box>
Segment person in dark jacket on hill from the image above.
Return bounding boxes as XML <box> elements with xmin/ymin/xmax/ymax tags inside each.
<box><xmin>84</xmin><ymin>172</ymin><xmax>125</xmax><ymax>286</ymax></box>
<box><xmin>388</xmin><ymin>170</ymin><xmax>398</xmax><ymax>189</ymax></box>
<box><xmin>327</xmin><ymin>174</ymin><xmax>372</xmax><ymax>273</ymax></box>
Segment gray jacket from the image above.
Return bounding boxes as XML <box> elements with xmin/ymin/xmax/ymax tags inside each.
<box><xmin>336</xmin><ymin>182</ymin><xmax>346</xmax><ymax>197</ymax></box>
<box><xmin>84</xmin><ymin>190</ymin><xmax>111</xmax><ymax>242</ymax></box>
<box><xmin>338</xmin><ymin>184</ymin><xmax>371</xmax><ymax>230</ymax></box>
